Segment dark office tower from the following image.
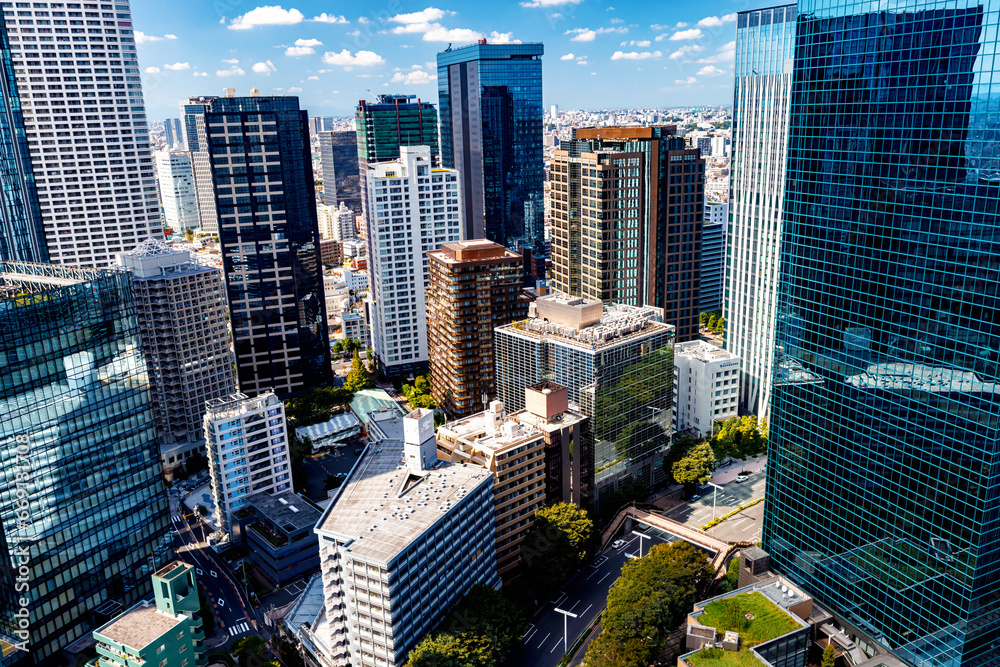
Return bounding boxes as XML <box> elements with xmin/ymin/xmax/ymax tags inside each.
<box><xmin>203</xmin><ymin>94</ymin><xmax>332</xmax><ymax>398</ymax></box>
<box><xmin>318</xmin><ymin>130</ymin><xmax>362</xmax><ymax>217</ymax></box>
<box><xmin>765</xmin><ymin>3</ymin><xmax>1000</xmax><ymax>666</ymax></box>
<box><xmin>163</xmin><ymin>119</ymin><xmax>176</xmax><ymax>149</ymax></box>
<box><xmin>0</xmin><ymin>20</ymin><xmax>45</xmax><ymax>264</ymax></box>
<box><xmin>551</xmin><ymin>128</ymin><xmax>704</xmax><ymax>340</ymax></box>
<box><xmin>437</xmin><ymin>43</ymin><xmax>545</xmax><ymax>248</ymax></box>
<box><xmin>0</xmin><ymin>263</ymin><xmax>172</xmax><ymax>665</ymax></box>
<box><xmin>356</xmin><ymin>94</ymin><xmax>439</xmax><ymax>165</ymax></box>
<box><xmin>180</xmin><ymin>97</ymin><xmax>220</xmax><ymax>233</ymax></box>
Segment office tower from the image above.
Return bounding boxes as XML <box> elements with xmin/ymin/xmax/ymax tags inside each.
<box><xmin>437</xmin><ymin>400</ymin><xmax>546</xmax><ymax>579</ymax></box>
<box><xmin>437</xmin><ymin>43</ymin><xmax>545</xmax><ymax>248</ymax></box>
<box><xmin>179</xmin><ymin>97</ymin><xmax>219</xmax><ymax>234</ymax></box>
<box><xmin>162</xmin><ymin>119</ymin><xmax>180</xmax><ymax>150</ymax></box>
<box><xmin>696</xmin><ymin>137</ymin><xmax>712</xmax><ymax>157</ymax></box>
<box><xmin>308</xmin><ymin>116</ymin><xmax>322</xmax><ymax>136</ymax></box>
<box><xmin>726</xmin><ymin>5</ymin><xmax>795</xmax><ymax>417</ymax></box>
<box><xmin>317</xmin><ymin>202</ymin><xmax>356</xmax><ymax>242</ymax></box>
<box><xmin>204</xmin><ymin>392</ymin><xmax>292</xmax><ymax>530</ymax></box>
<box><xmin>426</xmin><ymin>240</ymin><xmax>528</xmax><ymax>417</ymax></box>
<box><xmin>4</xmin><ymin>0</ymin><xmax>161</xmax><ymax>268</ymax></box>
<box><xmin>550</xmin><ymin>128</ymin><xmax>704</xmax><ymax>340</ymax></box>
<box><xmin>118</xmin><ymin>239</ymin><xmax>236</xmax><ymax>458</ymax></box>
<box><xmin>93</xmin><ymin>562</ymin><xmax>207</xmax><ymax>667</ymax></box>
<box><xmin>550</xmin><ymin>104</ymin><xmax>558</xmax><ymax>121</ymax></box>
<box><xmin>764</xmin><ymin>2</ymin><xmax>1000</xmax><ymax>665</ymax></box>
<box><xmin>365</xmin><ymin>146</ymin><xmax>461</xmax><ymax>376</ymax></box>
<box><xmin>700</xmin><ymin>200</ymin><xmax>727</xmax><ymax>313</ymax></box>
<box><xmin>672</xmin><ymin>340</ymin><xmax>740</xmax><ymax>438</ymax></box>
<box><xmin>0</xmin><ymin>263</ymin><xmax>171</xmax><ymax>664</ymax></box>
<box><xmin>154</xmin><ymin>151</ymin><xmax>201</xmax><ymax>233</ymax></box>
<box><xmin>0</xmin><ymin>19</ymin><xmax>45</xmax><ymax>264</ymax></box>
<box><xmin>495</xmin><ymin>294</ymin><xmax>674</xmax><ymax>511</ymax></box>
<box><xmin>355</xmin><ymin>95</ymin><xmax>439</xmax><ymax>166</ymax></box>
<box><xmin>318</xmin><ymin>130</ymin><xmax>362</xmax><ymax>216</ymax></box>
<box><xmin>202</xmin><ymin>93</ymin><xmax>331</xmax><ymax>397</ymax></box>
<box><xmin>314</xmin><ymin>409</ymin><xmax>497</xmax><ymax>667</ymax></box>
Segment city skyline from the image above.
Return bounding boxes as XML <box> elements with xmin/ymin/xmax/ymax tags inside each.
<box><xmin>131</xmin><ymin>1</ymin><xmax>772</xmax><ymax>119</ymax></box>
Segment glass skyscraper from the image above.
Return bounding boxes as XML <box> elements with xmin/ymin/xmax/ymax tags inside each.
<box><xmin>318</xmin><ymin>130</ymin><xmax>362</xmax><ymax>217</ymax></box>
<box><xmin>437</xmin><ymin>43</ymin><xmax>545</xmax><ymax>249</ymax></box>
<box><xmin>0</xmin><ymin>263</ymin><xmax>172</xmax><ymax>665</ymax></box>
<box><xmin>765</xmin><ymin>2</ymin><xmax>1000</xmax><ymax>665</ymax></box>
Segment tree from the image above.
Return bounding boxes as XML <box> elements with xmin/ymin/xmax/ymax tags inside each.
<box><xmin>822</xmin><ymin>644</ymin><xmax>837</xmax><ymax>667</ymax></box>
<box><xmin>520</xmin><ymin>502</ymin><xmax>594</xmax><ymax>599</ymax></box>
<box><xmin>332</xmin><ymin>340</ymin><xmax>343</xmax><ymax>355</ymax></box>
<box><xmin>184</xmin><ymin>451</ymin><xmax>208</xmax><ymax>476</ymax></box>
<box><xmin>699</xmin><ymin>311</ymin><xmax>709</xmax><ymax>328</ymax></box>
<box><xmin>672</xmin><ymin>441</ymin><xmax>716</xmax><ymax>496</ymax></box>
<box><xmin>407</xmin><ymin>634</ymin><xmax>474</xmax><ymax>667</ymax></box>
<box><xmin>706</xmin><ymin>314</ymin><xmax>718</xmax><ymax>331</ymax></box>
<box><xmin>196</xmin><ymin>505</ymin><xmax>207</xmax><ymax>516</ymax></box>
<box><xmin>711</xmin><ymin>416</ymin><xmax>767</xmax><ymax>466</ymax></box>
<box><xmin>344</xmin><ymin>349</ymin><xmax>373</xmax><ymax>393</ymax></box>
<box><xmin>716</xmin><ymin>317</ymin><xmax>726</xmax><ymax>335</ymax></box>
<box><xmin>717</xmin><ymin>556</ymin><xmax>741</xmax><ymax>594</ymax></box>
<box><xmin>231</xmin><ymin>636</ymin><xmax>266</xmax><ymax>667</ymax></box>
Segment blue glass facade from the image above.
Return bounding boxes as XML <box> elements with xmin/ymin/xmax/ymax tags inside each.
<box><xmin>0</xmin><ymin>263</ymin><xmax>171</xmax><ymax>665</ymax></box>
<box><xmin>437</xmin><ymin>43</ymin><xmax>545</xmax><ymax>249</ymax></box>
<box><xmin>765</xmin><ymin>2</ymin><xmax>1000</xmax><ymax>665</ymax></box>
<box><xmin>0</xmin><ymin>21</ymin><xmax>45</xmax><ymax>264</ymax></box>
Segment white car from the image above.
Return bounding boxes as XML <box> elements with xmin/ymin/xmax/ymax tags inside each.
<box><xmin>611</xmin><ymin>539</ymin><xmax>626</xmax><ymax>550</ymax></box>
<box><xmin>736</xmin><ymin>473</ymin><xmax>749</xmax><ymax>483</ymax></box>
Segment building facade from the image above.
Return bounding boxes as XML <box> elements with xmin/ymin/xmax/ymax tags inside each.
<box><xmin>4</xmin><ymin>0</ymin><xmax>161</xmax><ymax>268</ymax></box>
<box><xmin>202</xmin><ymin>93</ymin><xmax>331</xmax><ymax>398</ymax></box>
<box><xmin>764</xmin><ymin>2</ymin><xmax>1000</xmax><ymax>665</ymax></box>
<box><xmin>700</xmin><ymin>201</ymin><xmax>727</xmax><ymax>314</ymax></box>
<box><xmin>0</xmin><ymin>263</ymin><xmax>171</xmax><ymax>664</ymax></box>
<box><xmin>672</xmin><ymin>340</ymin><xmax>740</xmax><ymax>439</ymax></box>
<box><xmin>437</xmin><ymin>43</ymin><xmax>545</xmax><ymax>248</ymax></box>
<box><xmin>318</xmin><ymin>202</ymin><xmax>356</xmax><ymax>243</ymax></box>
<box><xmin>232</xmin><ymin>491</ymin><xmax>321</xmax><ymax>588</ymax></box>
<box><xmin>179</xmin><ymin>97</ymin><xmax>219</xmax><ymax>234</ymax></box>
<box><xmin>426</xmin><ymin>240</ymin><xmax>527</xmax><ymax>417</ymax></box>
<box><xmin>365</xmin><ymin>146</ymin><xmax>461</xmax><ymax>376</ymax></box>
<box><xmin>550</xmin><ymin>128</ymin><xmax>705</xmax><ymax>341</ymax></box>
<box><xmin>495</xmin><ymin>294</ymin><xmax>675</xmax><ymax>511</ymax></box>
<box><xmin>726</xmin><ymin>6</ymin><xmax>795</xmax><ymax>418</ymax></box>
<box><xmin>318</xmin><ymin>130</ymin><xmax>362</xmax><ymax>217</ymax></box>
<box><xmin>204</xmin><ymin>392</ymin><xmax>293</xmax><ymax>530</ymax></box>
<box><xmin>155</xmin><ymin>151</ymin><xmax>201</xmax><ymax>233</ymax></box>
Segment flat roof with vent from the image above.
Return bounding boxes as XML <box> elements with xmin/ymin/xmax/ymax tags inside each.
<box><xmin>242</xmin><ymin>491</ymin><xmax>322</xmax><ymax>534</ymax></box>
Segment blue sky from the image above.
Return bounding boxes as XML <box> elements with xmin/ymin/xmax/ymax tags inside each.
<box><xmin>131</xmin><ymin>0</ymin><xmax>777</xmax><ymax>120</ymax></box>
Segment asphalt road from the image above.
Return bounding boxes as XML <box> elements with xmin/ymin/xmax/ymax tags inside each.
<box><xmin>706</xmin><ymin>500</ymin><xmax>764</xmax><ymax>543</ymax></box>
<box><xmin>662</xmin><ymin>458</ymin><xmax>767</xmax><ymax>531</ymax></box>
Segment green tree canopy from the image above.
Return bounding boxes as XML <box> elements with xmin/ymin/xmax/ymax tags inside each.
<box><xmin>406</xmin><ymin>634</ymin><xmax>472</xmax><ymax>667</ymax></box>
<box><xmin>672</xmin><ymin>441</ymin><xmax>716</xmax><ymax>489</ymax></box>
<box><xmin>711</xmin><ymin>415</ymin><xmax>767</xmax><ymax>462</ymax></box>
<box><xmin>345</xmin><ymin>349</ymin><xmax>373</xmax><ymax>393</ymax></box>
<box><xmin>822</xmin><ymin>644</ymin><xmax>837</xmax><ymax>667</ymax></box>
<box><xmin>520</xmin><ymin>502</ymin><xmax>594</xmax><ymax>599</ymax></box>
<box><xmin>231</xmin><ymin>636</ymin><xmax>266</xmax><ymax>667</ymax></box>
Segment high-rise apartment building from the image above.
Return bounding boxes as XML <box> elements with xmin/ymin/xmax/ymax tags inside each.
<box><xmin>204</xmin><ymin>392</ymin><xmax>292</xmax><ymax>530</ymax></box>
<box><xmin>764</xmin><ymin>3</ymin><xmax>1000</xmax><ymax>665</ymax></box>
<box><xmin>154</xmin><ymin>151</ymin><xmax>200</xmax><ymax>233</ymax></box>
<box><xmin>179</xmin><ymin>97</ymin><xmax>219</xmax><ymax>234</ymax></box>
<box><xmin>726</xmin><ymin>5</ymin><xmax>795</xmax><ymax>417</ymax></box>
<box><xmin>0</xmin><ymin>263</ymin><xmax>171</xmax><ymax>664</ymax></box>
<box><xmin>426</xmin><ymin>240</ymin><xmax>527</xmax><ymax>417</ymax></box>
<box><xmin>318</xmin><ymin>130</ymin><xmax>362</xmax><ymax>216</ymax></box>
<box><xmin>437</xmin><ymin>43</ymin><xmax>545</xmax><ymax>248</ymax></box>
<box><xmin>313</xmin><ymin>410</ymin><xmax>497</xmax><ymax>667</ymax></box>
<box><xmin>550</xmin><ymin>128</ymin><xmax>704</xmax><ymax>340</ymax></box>
<box><xmin>317</xmin><ymin>202</ymin><xmax>356</xmax><ymax>242</ymax></box>
<box><xmin>0</xmin><ymin>19</ymin><xmax>46</xmax><ymax>264</ymax></box>
<box><xmin>495</xmin><ymin>294</ymin><xmax>675</xmax><ymax>511</ymax></box>
<box><xmin>672</xmin><ymin>340</ymin><xmax>740</xmax><ymax>438</ymax></box>
<box><xmin>202</xmin><ymin>93</ymin><xmax>331</xmax><ymax>398</ymax></box>
<box><xmin>4</xmin><ymin>0</ymin><xmax>161</xmax><ymax>268</ymax></box>
<box><xmin>119</xmin><ymin>239</ymin><xmax>235</xmax><ymax>449</ymax></box>
<box><xmin>700</xmin><ymin>201</ymin><xmax>727</xmax><ymax>313</ymax></box>
<box><xmin>365</xmin><ymin>146</ymin><xmax>461</xmax><ymax>376</ymax></box>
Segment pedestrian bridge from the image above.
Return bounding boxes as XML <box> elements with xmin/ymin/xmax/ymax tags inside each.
<box><xmin>602</xmin><ymin>506</ymin><xmax>732</xmax><ymax>572</ymax></box>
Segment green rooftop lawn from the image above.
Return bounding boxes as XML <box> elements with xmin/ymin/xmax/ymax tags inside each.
<box><xmin>697</xmin><ymin>592</ymin><xmax>801</xmax><ymax>648</ymax></box>
<box><xmin>683</xmin><ymin>647</ymin><xmax>764</xmax><ymax>667</ymax></box>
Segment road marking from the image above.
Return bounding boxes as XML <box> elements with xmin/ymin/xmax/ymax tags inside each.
<box><xmin>218</xmin><ymin>598</ymin><xmax>225</xmax><ymax>607</ymax></box>
<box><xmin>550</xmin><ymin>591</ymin><xmax>567</xmax><ymax>606</ymax></box>
<box><xmin>597</xmin><ymin>571</ymin><xmax>611</xmax><ymax>584</ymax></box>
<box><xmin>591</xmin><ymin>556</ymin><xmax>608</xmax><ymax>568</ymax></box>
<box><xmin>729</xmin><ymin>518</ymin><xmax>749</xmax><ymax>528</ymax></box>
<box><xmin>228</xmin><ymin>622</ymin><xmax>250</xmax><ymax>637</ymax></box>
<box><xmin>521</xmin><ymin>624</ymin><xmax>536</xmax><ymax>641</ymax></box>
<box><xmin>195</xmin><ymin>568</ymin><xmax>203</xmax><ymax>576</ymax></box>
<box><xmin>550</xmin><ymin>638</ymin><xmax>563</xmax><ymax>654</ymax></box>
<box><xmin>210</xmin><ymin>570</ymin><xmax>218</xmax><ymax>578</ymax></box>
<box><xmin>582</xmin><ymin>603</ymin><xmax>593</xmax><ymax>617</ymax></box>
<box><xmin>536</xmin><ymin>632</ymin><xmax>551</xmax><ymax>649</ymax></box>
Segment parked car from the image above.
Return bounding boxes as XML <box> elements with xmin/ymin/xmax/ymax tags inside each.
<box><xmin>611</xmin><ymin>539</ymin><xmax>626</xmax><ymax>549</ymax></box>
<box><xmin>736</xmin><ymin>473</ymin><xmax>749</xmax><ymax>483</ymax></box>
<box><xmin>690</xmin><ymin>494</ymin><xmax>702</xmax><ymax>502</ymax></box>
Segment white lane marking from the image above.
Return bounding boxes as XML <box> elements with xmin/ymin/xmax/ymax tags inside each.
<box><xmin>550</xmin><ymin>638</ymin><xmax>563</xmax><ymax>653</ymax></box>
<box><xmin>598</xmin><ymin>571</ymin><xmax>611</xmax><ymax>584</ymax></box>
<box><xmin>210</xmin><ymin>570</ymin><xmax>218</xmax><ymax>578</ymax></box>
<box><xmin>522</xmin><ymin>624</ymin><xmax>536</xmax><ymax>641</ymax></box>
<box><xmin>728</xmin><ymin>518</ymin><xmax>749</xmax><ymax>528</ymax></box>
<box><xmin>582</xmin><ymin>603</ymin><xmax>593</xmax><ymax>617</ymax></box>
<box><xmin>217</xmin><ymin>598</ymin><xmax>225</xmax><ymax>607</ymax></box>
<box><xmin>550</xmin><ymin>591</ymin><xmax>567</xmax><ymax>606</ymax></box>
<box><xmin>536</xmin><ymin>632</ymin><xmax>551</xmax><ymax>649</ymax></box>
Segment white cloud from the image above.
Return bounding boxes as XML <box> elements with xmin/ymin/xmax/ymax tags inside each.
<box><xmin>609</xmin><ymin>18</ymin><xmax>624</xmax><ymax>24</ymax></box>
<box><xmin>308</xmin><ymin>75</ymin><xmax>319</xmax><ymax>80</ymax></box>
<box><xmin>217</xmin><ymin>66</ymin><xmax>246</xmax><ymax>76</ymax></box>
<box><xmin>577</xmin><ymin>60</ymin><xmax>588</xmax><ymax>65</ymax></box>
<box><xmin>675</xmin><ymin>76</ymin><xmax>697</xmax><ymax>84</ymax></box>
<box><xmin>389</xmin><ymin>7</ymin><xmax>454</xmax><ymax>24</ymax></box>
<box><xmin>144</xmin><ymin>66</ymin><xmax>161</xmax><ymax>74</ymax></box>
<box><xmin>347</xmin><ymin>30</ymin><xmax>361</xmax><ymax>37</ymax></box>
<box><xmin>252</xmin><ymin>60</ymin><xmax>277</xmax><ymax>74</ymax></box>
<box><xmin>697</xmin><ymin>65</ymin><xmax>726</xmax><ymax>76</ymax></box>
<box><xmin>423</xmin><ymin>25</ymin><xmax>482</xmax><ymax>42</ymax></box>
<box><xmin>696</xmin><ymin>40</ymin><xmax>735</xmax><ymax>63</ymax></box>
<box><xmin>390</xmin><ymin>70</ymin><xmax>436</xmax><ymax>85</ymax></box>
<box><xmin>611</xmin><ymin>50</ymin><xmax>661</xmax><ymax>60</ymax></box>
<box><xmin>519</xmin><ymin>0</ymin><xmax>582</xmax><ymax>7</ymax></box>
<box><xmin>135</xmin><ymin>31</ymin><xmax>178</xmax><ymax>44</ymax></box>
<box><xmin>222</xmin><ymin>58</ymin><xmax>240</xmax><ymax>64</ymax></box>
<box><xmin>392</xmin><ymin>23</ymin><xmax>432</xmax><ymax>35</ymax></box>
<box><xmin>621</xmin><ymin>40</ymin><xmax>651</xmax><ymax>47</ymax></box>
<box><xmin>311</xmin><ymin>13</ymin><xmax>348</xmax><ymax>23</ymax></box>
<box><xmin>295</xmin><ymin>38</ymin><xmax>322</xmax><ymax>47</ymax></box>
<box><xmin>651</xmin><ymin>22</ymin><xmax>687</xmax><ymax>30</ymax></box>
<box><xmin>322</xmin><ymin>49</ymin><xmax>386</xmax><ymax>67</ymax></box>
<box><xmin>288</xmin><ymin>87</ymin><xmax>303</xmax><ymax>93</ymax></box>
<box><xmin>163</xmin><ymin>62</ymin><xmax>190</xmax><ymax>71</ymax></box>
<box><xmin>194</xmin><ymin>72</ymin><xmax>209</xmax><ymax>77</ymax></box>
<box><xmin>488</xmin><ymin>31</ymin><xmax>521</xmax><ymax>44</ymax></box>
<box><xmin>285</xmin><ymin>46</ymin><xmax>315</xmax><ymax>56</ymax></box>
<box><xmin>669</xmin><ymin>44</ymin><xmax>704</xmax><ymax>59</ymax></box>
<box><xmin>229</xmin><ymin>6</ymin><xmax>304</xmax><ymax>30</ymax></box>
<box><xmin>566</xmin><ymin>26</ymin><xmax>627</xmax><ymax>42</ymax></box>
<box><xmin>666</xmin><ymin>28</ymin><xmax>704</xmax><ymax>41</ymax></box>
<box><xmin>697</xmin><ymin>13</ymin><xmax>737</xmax><ymax>27</ymax></box>
<box><xmin>560</xmin><ymin>53</ymin><xmax>576</xmax><ymax>60</ymax></box>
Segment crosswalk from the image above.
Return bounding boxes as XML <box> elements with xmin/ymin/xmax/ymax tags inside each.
<box><xmin>228</xmin><ymin>622</ymin><xmax>251</xmax><ymax>637</ymax></box>
<box><xmin>172</xmin><ymin>515</ymin><xmax>183</xmax><ymax>522</ymax></box>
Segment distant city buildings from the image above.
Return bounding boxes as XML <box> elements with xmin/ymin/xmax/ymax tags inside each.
<box><xmin>672</xmin><ymin>340</ymin><xmax>740</xmax><ymax>438</ymax></box>
<box><xmin>318</xmin><ymin>130</ymin><xmax>362</xmax><ymax>217</ymax></box>
<box><xmin>5</xmin><ymin>0</ymin><xmax>161</xmax><ymax>268</ymax></box>
<box><xmin>318</xmin><ymin>202</ymin><xmax>357</xmax><ymax>242</ymax></box>
<box><xmin>179</xmin><ymin>97</ymin><xmax>220</xmax><ymax>234</ymax></box>
<box><xmin>426</xmin><ymin>240</ymin><xmax>528</xmax><ymax>417</ymax></box>
<box><xmin>366</xmin><ymin>146</ymin><xmax>461</xmax><ymax>376</ymax></box>
<box><xmin>204</xmin><ymin>392</ymin><xmax>292</xmax><ymax>530</ymax></box>
<box><xmin>155</xmin><ymin>151</ymin><xmax>201</xmax><ymax>233</ymax></box>
<box><xmin>438</xmin><ymin>43</ymin><xmax>545</xmax><ymax>248</ymax></box>
<box><xmin>700</xmin><ymin>200</ymin><xmax>727</xmax><ymax>313</ymax></box>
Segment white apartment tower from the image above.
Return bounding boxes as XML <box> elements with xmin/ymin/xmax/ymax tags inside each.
<box><xmin>154</xmin><ymin>151</ymin><xmax>200</xmax><ymax>232</ymax></box>
<box><xmin>318</xmin><ymin>201</ymin><xmax>356</xmax><ymax>242</ymax></box>
<box><xmin>4</xmin><ymin>0</ymin><xmax>162</xmax><ymax>268</ymax></box>
<box><xmin>673</xmin><ymin>340</ymin><xmax>741</xmax><ymax>439</ymax></box>
<box><xmin>365</xmin><ymin>145</ymin><xmax>462</xmax><ymax>376</ymax></box>
<box><xmin>203</xmin><ymin>392</ymin><xmax>292</xmax><ymax>530</ymax></box>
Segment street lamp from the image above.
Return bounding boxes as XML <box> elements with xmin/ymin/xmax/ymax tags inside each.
<box><xmin>631</xmin><ymin>530</ymin><xmax>649</xmax><ymax>558</ymax></box>
<box><xmin>554</xmin><ymin>607</ymin><xmax>578</xmax><ymax>655</ymax></box>
<box><xmin>708</xmin><ymin>482</ymin><xmax>723</xmax><ymax>522</ymax></box>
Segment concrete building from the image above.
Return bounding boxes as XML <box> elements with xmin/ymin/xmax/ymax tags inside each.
<box><xmin>313</xmin><ymin>409</ymin><xmax>498</xmax><ymax>667</ymax></box>
<box><xmin>5</xmin><ymin>0</ymin><xmax>162</xmax><ymax>268</ymax></box>
<box><xmin>232</xmin><ymin>491</ymin><xmax>323</xmax><ymax>588</ymax></box>
<box><xmin>426</xmin><ymin>240</ymin><xmax>528</xmax><ymax>417</ymax></box>
<box><xmin>329</xmin><ymin>267</ymin><xmax>368</xmax><ymax>294</ymax></box>
<box><xmin>93</xmin><ymin>562</ymin><xmax>207</xmax><ymax>667</ymax></box>
<box><xmin>365</xmin><ymin>146</ymin><xmax>462</xmax><ymax>376</ymax></box>
<box><xmin>319</xmin><ymin>239</ymin><xmax>344</xmax><ymax>267</ymax></box>
<box><xmin>495</xmin><ymin>293</ymin><xmax>675</xmax><ymax>511</ymax></box>
<box><xmin>318</xmin><ymin>202</ymin><xmax>357</xmax><ymax>242</ymax></box>
<box><xmin>119</xmin><ymin>239</ymin><xmax>236</xmax><ymax>470</ymax></box>
<box><xmin>341</xmin><ymin>312</ymin><xmax>368</xmax><ymax>346</ymax></box>
<box><xmin>179</xmin><ymin>97</ymin><xmax>219</xmax><ymax>234</ymax></box>
<box><xmin>673</xmin><ymin>340</ymin><xmax>740</xmax><ymax>438</ymax></box>
<box><xmin>204</xmin><ymin>392</ymin><xmax>293</xmax><ymax>530</ymax></box>
<box><xmin>437</xmin><ymin>400</ymin><xmax>546</xmax><ymax>579</ymax></box>
<box><xmin>700</xmin><ymin>201</ymin><xmax>728</xmax><ymax>313</ymax></box>
<box><xmin>155</xmin><ymin>152</ymin><xmax>201</xmax><ymax>233</ymax></box>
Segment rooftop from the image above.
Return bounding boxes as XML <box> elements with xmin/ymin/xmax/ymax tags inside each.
<box><xmin>283</xmin><ymin>574</ymin><xmax>325</xmax><ymax>634</ymax></box>
<box><xmin>243</xmin><ymin>491</ymin><xmax>323</xmax><ymax>534</ymax></box>
<box><xmin>205</xmin><ymin>392</ymin><xmax>280</xmax><ymax>420</ymax></box>
<box><xmin>429</xmin><ymin>239</ymin><xmax>521</xmax><ymax>264</ymax></box>
<box><xmin>316</xmin><ymin>439</ymin><xmax>492</xmax><ymax>565</ymax></box>
<box><xmin>439</xmin><ymin>408</ymin><xmax>543</xmax><ymax>456</ymax></box>
<box><xmin>675</xmin><ymin>340</ymin><xmax>740</xmax><ymax>364</ymax></box>
<box><xmin>696</xmin><ymin>592</ymin><xmax>802</xmax><ymax>647</ymax></box>
<box><xmin>503</xmin><ymin>298</ymin><xmax>672</xmax><ymax>351</ymax></box>
<box><xmin>296</xmin><ymin>413</ymin><xmax>361</xmax><ymax>441</ymax></box>
<box><xmin>349</xmin><ymin>389</ymin><xmax>404</xmax><ymax>425</ymax></box>
<box><xmin>95</xmin><ymin>601</ymin><xmax>183</xmax><ymax>651</ymax></box>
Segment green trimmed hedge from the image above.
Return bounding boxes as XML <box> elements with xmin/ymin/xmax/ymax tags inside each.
<box><xmin>702</xmin><ymin>496</ymin><xmax>765</xmax><ymax>531</ymax></box>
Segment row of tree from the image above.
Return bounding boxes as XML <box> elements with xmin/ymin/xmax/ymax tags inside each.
<box><xmin>669</xmin><ymin>416</ymin><xmax>768</xmax><ymax>495</ymax></box>
<box><xmin>699</xmin><ymin>310</ymin><xmax>726</xmax><ymax>335</ymax></box>
<box><xmin>401</xmin><ymin>374</ymin><xmax>437</xmax><ymax>410</ymax></box>
<box><xmin>331</xmin><ymin>337</ymin><xmax>362</xmax><ymax>356</ymax></box>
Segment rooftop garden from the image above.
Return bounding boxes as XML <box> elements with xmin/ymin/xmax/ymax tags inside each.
<box><xmin>684</xmin><ymin>647</ymin><xmax>765</xmax><ymax>667</ymax></box>
<box><xmin>697</xmin><ymin>592</ymin><xmax>800</xmax><ymax>648</ymax></box>
<box><xmin>248</xmin><ymin>521</ymin><xmax>288</xmax><ymax>549</ymax></box>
